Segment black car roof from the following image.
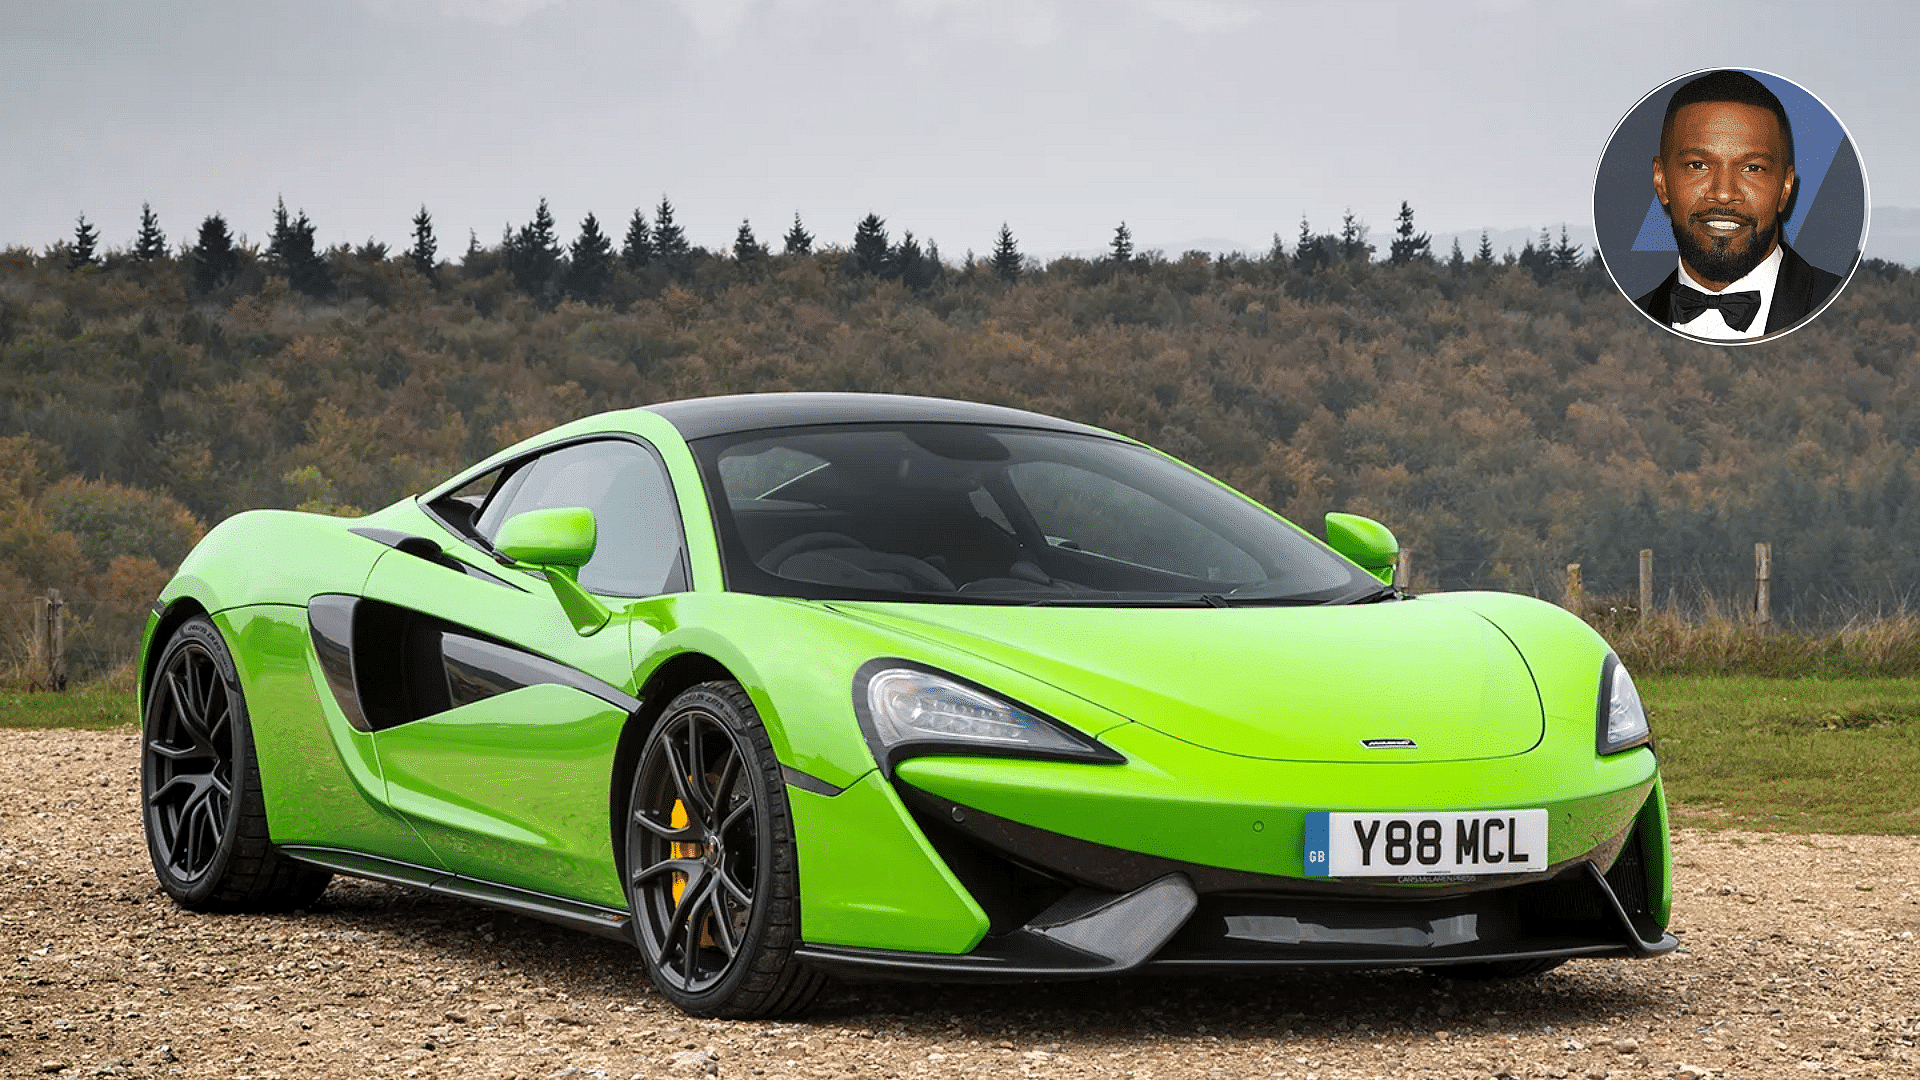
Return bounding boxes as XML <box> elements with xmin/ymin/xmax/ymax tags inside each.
<box><xmin>642</xmin><ymin>392</ymin><xmax>1120</xmax><ymax>441</ymax></box>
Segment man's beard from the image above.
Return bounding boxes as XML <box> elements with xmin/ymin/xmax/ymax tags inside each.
<box><xmin>1671</xmin><ymin>213</ymin><xmax>1778</xmax><ymax>286</ymax></box>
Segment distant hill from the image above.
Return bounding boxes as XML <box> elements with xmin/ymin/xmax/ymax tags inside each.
<box><xmin>0</xmin><ymin>240</ymin><xmax>1914</xmax><ymax>638</ymax></box>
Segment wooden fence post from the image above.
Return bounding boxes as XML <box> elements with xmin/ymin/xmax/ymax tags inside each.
<box><xmin>1754</xmin><ymin>542</ymin><xmax>1772</xmax><ymax>626</ymax></box>
<box><xmin>50</xmin><ymin>588</ymin><xmax>66</xmax><ymax>691</ymax></box>
<box><xmin>1563</xmin><ymin>562</ymin><xmax>1583</xmax><ymax>616</ymax></box>
<box><xmin>29</xmin><ymin>594</ymin><xmax>48</xmax><ymax>689</ymax></box>
<box><xmin>29</xmin><ymin>589</ymin><xmax>67</xmax><ymax>692</ymax></box>
<box><xmin>1639</xmin><ymin>548</ymin><xmax>1654</xmax><ymax>621</ymax></box>
<box><xmin>1396</xmin><ymin>545</ymin><xmax>1411</xmax><ymax>591</ymax></box>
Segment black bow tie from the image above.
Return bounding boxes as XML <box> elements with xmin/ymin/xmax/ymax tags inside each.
<box><xmin>1671</xmin><ymin>283</ymin><xmax>1762</xmax><ymax>332</ymax></box>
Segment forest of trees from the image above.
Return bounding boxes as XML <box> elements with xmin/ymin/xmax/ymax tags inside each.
<box><xmin>4</xmin><ymin>198</ymin><xmax>1918</xmax><ymax>680</ymax></box>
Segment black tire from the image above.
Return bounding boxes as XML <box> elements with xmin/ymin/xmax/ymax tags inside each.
<box><xmin>1428</xmin><ymin>957</ymin><xmax>1568</xmax><ymax>980</ymax></box>
<box><xmin>623</xmin><ymin>681</ymin><xmax>825</xmax><ymax>1018</ymax></box>
<box><xmin>141</xmin><ymin>616</ymin><xmax>332</xmax><ymax>912</ymax></box>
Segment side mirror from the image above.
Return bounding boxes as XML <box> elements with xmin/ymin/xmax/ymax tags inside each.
<box><xmin>1325</xmin><ymin>512</ymin><xmax>1398</xmax><ymax>586</ymax></box>
<box><xmin>495</xmin><ymin>507</ymin><xmax>611</xmax><ymax>635</ymax></box>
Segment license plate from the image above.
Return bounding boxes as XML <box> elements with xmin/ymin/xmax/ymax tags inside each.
<box><xmin>1304</xmin><ymin>810</ymin><xmax>1548</xmax><ymax>878</ymax></box>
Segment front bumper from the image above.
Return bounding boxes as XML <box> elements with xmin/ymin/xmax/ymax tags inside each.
<box><xmin>797</xmin><ymin>785</ymin><xmax>1674</xmax><ymax>982</ymax></box>
<box><xmin>787</xmin><ymin>718</ymin><xmax>1673</xmax><ymax>977</ymax></box>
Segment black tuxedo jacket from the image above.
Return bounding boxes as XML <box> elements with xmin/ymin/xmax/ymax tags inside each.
<box><xmin>1634</xmin><ymin>242</ymin><xmax>1845</xmax><ymax>336</ymax></box>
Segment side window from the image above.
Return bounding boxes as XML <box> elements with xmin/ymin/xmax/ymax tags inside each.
<box><xmin>476</xmin><ymin>440</ymin><xmax>687</xmax><ymax>597</ymax></box>
<box><xmin>427</xmin><ymin>467</ymin><xmax>507</xmax><ymax>539</ymax></box>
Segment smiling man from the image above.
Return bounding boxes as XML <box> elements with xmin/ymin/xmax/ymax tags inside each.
<box><xmin>1635</xmin><ymin>70</ymin><xmax>1844</xmax><ymax>341</ymax></box>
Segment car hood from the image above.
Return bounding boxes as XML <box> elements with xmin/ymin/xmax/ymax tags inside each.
<box><xmin>826</xmin><ymin>599</ymin><xmax>1543</xmax><ymax>763</ymax></box>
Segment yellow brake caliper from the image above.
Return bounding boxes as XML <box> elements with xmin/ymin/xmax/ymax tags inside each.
<box><xmin>669</xmin><ymin>799</ymin><xmax>698</xmax><ymax>903</ymax></box>
<box><xmin>668</xmin><ymin>798</ymin><xmax>718</xmax><ymax>948</ymax></box>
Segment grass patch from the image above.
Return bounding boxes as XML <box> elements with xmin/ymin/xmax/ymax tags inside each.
<box><xmin>1599</xmin><ymin>610</ymin><xmax>1920</xmax><ymax>679</ymax></box>
<box><xmin>0</xmin><ymin>689</ymin><xmax>136</xmax><ymax>729</ymax></box>
<box><xmin>1641</xmin><ymin>676</ymin><xmax>1920</xmax><ymax>835</ymax></box>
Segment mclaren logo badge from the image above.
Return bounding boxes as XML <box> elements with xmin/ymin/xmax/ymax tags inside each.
<box><xmin>1360</xmin><ymin>738</ymin><xmax>1419</xmax><ymax>750</ymax></box>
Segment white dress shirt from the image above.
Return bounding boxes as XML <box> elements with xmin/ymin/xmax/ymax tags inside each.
<box><xmin>1672</xmin><ymin>244</ymin><xmax>1784</xmax><ymax>341</ymax></box>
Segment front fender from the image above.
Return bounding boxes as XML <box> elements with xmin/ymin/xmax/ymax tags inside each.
<box><xmin>160</xmin><ymin>509</ymin><xmax>387</xmax><ymax>615</ymax></box>
<box><xmin>144</xmin><ymin>509</ymin><xmax>391</xmax><ymax>717</ymax></box>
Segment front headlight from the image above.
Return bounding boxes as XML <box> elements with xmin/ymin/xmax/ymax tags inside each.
<box><xmin>1597</xmin><ymin>654</ymin><xmax>1651</xmax><ymax>754</ymax></box>
<box><xmin>853</xmin><ymin>660</ymin><xmax>1124</xmax><ymax>775</ymax></box>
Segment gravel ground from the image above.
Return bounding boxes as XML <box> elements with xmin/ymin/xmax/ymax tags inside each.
<box><xmin>2</xmin><ymin>729</ymin><xmax>1915</xmax><ymax>1080</ymax></box>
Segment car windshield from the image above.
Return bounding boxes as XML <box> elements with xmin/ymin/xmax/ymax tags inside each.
<box><xmin>691</xmin><ymin>423</ymin><xmax>1378</xmax><ymax>606</ymax></box>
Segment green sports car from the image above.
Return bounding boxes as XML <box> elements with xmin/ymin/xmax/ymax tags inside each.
<box><xmin>139</xmin><ymin>392</ymin><xmax>1674</xmax><ymax>1017</ymax></box>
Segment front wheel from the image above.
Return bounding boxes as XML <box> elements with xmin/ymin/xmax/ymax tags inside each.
<box><xmin>141</xmin><ymin>616</ymin><xmax>332</xmax><ymax>911</ymax></box>
<box><xmin>623</xmin><ymin>681</ymin><xmax>825</xmax><ymax>1017</ymax></box>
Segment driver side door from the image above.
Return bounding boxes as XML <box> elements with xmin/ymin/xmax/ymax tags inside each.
<box><xmin>362</xmin><ymin>436</ymin><xmax>687</xmax><ymax>908</ymax></box>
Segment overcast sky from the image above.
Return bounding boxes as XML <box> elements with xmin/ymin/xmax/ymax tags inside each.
<box><xmin>4</xmin><ymin>0</ymin><xmax>1916</xmax><ymax>260</ymax></box>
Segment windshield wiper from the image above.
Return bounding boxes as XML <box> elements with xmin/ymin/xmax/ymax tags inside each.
<box><xmin>990</xmin><ymin>592</ymin><xmax>1230</xmax><ymax>608</ymax></box>
<box><xmin>1218</xmin><ymin>583</ymin><xmax>1324</xmax><ymax>605</ymax></box>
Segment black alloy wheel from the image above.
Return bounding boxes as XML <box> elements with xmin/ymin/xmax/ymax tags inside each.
<box><xmin>141</xmin><ymin>616</ymin><xmax>331</xmax><ymax>911</ymax></box>
<box><xmin>624</xmin><ymin>681</ymin><xmax>823</xmax><ymax>1017</ymax></box>
<box><xmin>145</xmin><ymin>630</ymin><xmax>236</xmax><ymax>885</ymax></box>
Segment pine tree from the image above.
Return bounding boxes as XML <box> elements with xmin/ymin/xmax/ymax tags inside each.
<box><xmin>1551</xmin><ymin>224</ymin><xmax>1582</xmax><ymax>273</ymax></box>
<box><xmin>1519</xmin><ymin>227</ymin><xmax>1556</xmax><ymax>282</ymax></box>
<box><xmin>1518</xmin><ymin>235</ymin><xmax>1540</xmax><ymax>275</ymax></box>
<box><xmin>189</xmin><ymin>214</ymin><xmax>239</xmax><ymax>295</ymax></box>
<box><xmin>508</xmin><ymin>198</ymin><xmax>562</xmax><ymax>296</ymax></box>
<box><xmin>133</xmin><ymin>202</ymin><xmax>167</xmax><ymax>262</ymax></box>
<box><xmin>1294</xmin><ymin>215</ymin><xmax>1320</xmax><ymax>273</ymax></box>
<box><xmin>990</xmin><ymin>223</ymin><xmax>1022</xmax><ymax>283</ymax></box>
<box><xmin>895</xmin><ymin>231</ymin><xmax>934</xmax><ymax>293</ymax></box>
<box><xmin>925</xmin><ymin>240</ymin><xmax>946</xmax><ymax>286</ymax></box>
<box><xmin>782</xmin><ymin>213</ymin><xmax>813</xmax><ymax>256</ymax></box>
<box><xmin>267</xmin><ymin>199</ymin><xmax>329</xmax><ymax>298</ymax></box>
<box><xmin>1338</xmin><ymin>209</ymin><xmax>1371</xmax><ymax>262</ymax></box>
<box><xmin>622</xmin><ymin>208</ymin><xmax>653</xmax><ymax>269</ymax></box>
<box><xmin>290</xmin><ymin>211</ymin><xmax>330</xmax><ymax>296</ymax></box>
<box><xmin>69</xmin><ymin>214</ymin><xmax>99</xmax><ymax>269</ymax></box>
<box><xmin>1388</xmin><ymin>201</ymin><xmax>1431</xmax><ymax>265</ymax></box>
<box><xmin>1475</xmin><ymin>230</ymin><xmax>1494</xmax><ymax>265</ymax></box>
<box><xmin>409</xmin><ymin>205</ymin><xmax>437</xmax><ymax>279</ymax></box>
<box><xmin>267</xmin><ymin>197</ymin><xmax>294</xmax><ymax>264</ymax></box>
<box><xmin>652</xmin><ymin>197</ymin><xmax>691</xmax><ymax>278</ymax></box>
<box><xmin>566</xmin><ymin>212</ymin><xmax>616</xmax><ymax>302</ymax></box>
<box><xmin>1448</xmin><ymin>237</ymin><xmax>1466</xmax><ymax>271</ymax></box>
<box><xmin>733</xmin><ymin>219</ymin><xmax>766</xmax><ymax>264</ymax></box>
<box><xmin>852</xmin><ymin>213</ymin><xmax>891</xmax><ymax>277</ymax></box>
<box><xmin>1266</xmin><ymin>232</ymin><xmax>1287</xmax><ymax>269</ymax></box>
<box><xmin>1109</xmin><ymin>222</ymin><xmax>1134</xmax><ymax>264</ymax></box>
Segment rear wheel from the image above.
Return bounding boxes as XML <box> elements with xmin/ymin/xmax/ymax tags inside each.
<box><xmin>141</xmin><ymin>616</ymin><xmax>332</xmax><ymax>912</ymax></box>
<box><xmin>624</xmin><ymin>681</ymin><xmax>825</xmax><ymax>1017</ymax></box>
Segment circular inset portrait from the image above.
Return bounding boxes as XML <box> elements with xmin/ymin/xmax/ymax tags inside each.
<box><xmin>1592</xmin><ymin>68</ymin><xmax>1867</xmax><ymax>344</ymax></box>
